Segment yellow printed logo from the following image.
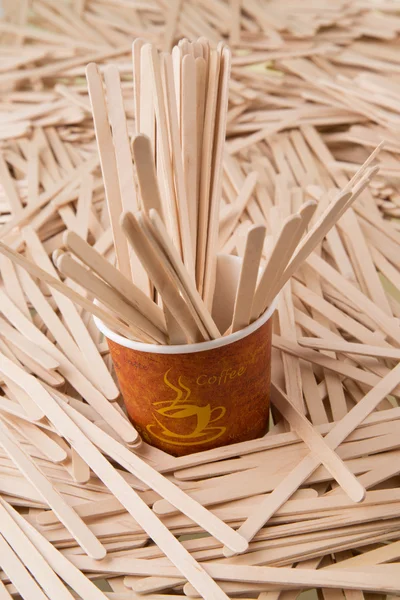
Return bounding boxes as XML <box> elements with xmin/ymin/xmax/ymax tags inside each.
<box><xmin>146</xmin><ymin>369</ymin><xmax>226</xmax><ymax>447</ymax></box>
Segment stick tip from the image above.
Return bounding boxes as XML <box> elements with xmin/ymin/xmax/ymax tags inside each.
<box><xmin>85</xmin><ymin>62</ymin><xmax>98</xmax><ymax>77</ymax></box>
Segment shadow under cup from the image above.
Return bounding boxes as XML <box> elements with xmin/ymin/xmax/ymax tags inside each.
<box><xmin>94</xmin><ymin>256</ymin><xmax>277</xmax><ymax>457</ymax></box>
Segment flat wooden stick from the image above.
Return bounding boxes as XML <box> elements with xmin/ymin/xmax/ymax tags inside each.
<box><xmin>250</xmin><ymin>213</ymin><xmax>301</xmax><ymax>320</ymax></box>
<box><xmin>103</xmin><ymin>64</ymin><xmax>138</xmax><ymax>216</ymax></box>
<box><xmin>64</xmin><ymin>230</ymin><xmax>166</xmax><ymax>333</ymax></box>
<box><xmin>0</xmin><ymin>500</ymin><xmax>75</xmax><ymax>600</ymax></box>
<box><xmin>0</xmin><ymin>533</ymin><xmax>49</xmax><ymax>600</ymax></box>
<box><xmin>1</xmin><ymin>359</ymin><xmax>230</xmax><ymax>600</ymax></box>
<box><xmin>162</xmin><ymin>51</ymin><xmax>195</xmax><ymax>276</ymax></box>
<box><xmin>203</xmin><ymin>45</ymin><xmax>232</xmax><ymax>310</ymax></box>
<box><xmin>0</xmin><ymin>416</ymin><xmax>105</xmax><ymax>560</ymax></box>
<box><xmin>121</xmin><ymin>211</ymin><xmax>204</xmax><ymax>343</ymax></box>
<box><xmin>0</xmin><ymin>498</ymin><xmax>110</xmax><ymax>600</ymax></box>
<box><xmin>146</xmin><ymin>44</ymin><xmax>181</xmax><ymax>252</ymax></box>
<box><xmin>0</xmin><ymin>240</ymin><xmax>139</xmax><ymax>342</ymax></box>
<box><xmin>255</xmin><ymin>200</ymin><xmax>317</xmax><ymax>318</ymax></box>
<box><xmin>56</xmin><ymin>252</ymin><xmax>166</xmax><ymax>344</ymax></box>
<box><xmin>55</xmin><ymin>555</ymin><xmax>400</xmax><ymax>594</ymax></box>
<box><xmin>298</xmin><ymin>337</ymin><xmax>400</xmax><ymax>359</ymax></box>
<box><xmin>103</xmin><ymin>65</ymin><xmax>149</xmax><ymax>291</ymax></box>
<box><xmin>148</xmin><ymin>209</ymin><xmax>220</xmax><ymax>339</ymax></box>
<box><xmin>196</xmin><ymin>49</ymin><xmax>220</xmax><ymax>295</ymax></box>
<box><xmin>181</xmin><ymin>53</ymin><xmax>198</xmax><ymax>266</ymax></box>
<box><xmin>280</xmin><ymin>168</ymin><xmax>377</xmax><ymax>294</ymax></box>
<box><xmin>131</xmin><ymin>135</ymin><xmax>165</xmax><ymax>220</ymax></box>
<box><xmin>230</xmin><ymin>225</ymin><xmax>266</xmax><ymax>333</ymax></box>
<box><xmin>60</xmin><ymin>399</ymin><xmax>249</xmax><ymax>555</ymax></box>
<box><xmin>86</xmin><ymin>62</ymin><xmax>131</xmax><ymax>278</ymax></box>
<box><xmin>229</xmin><ymin>361</ymin><xmax>400</xmax><ymax>547</ymax></box>
<box><xmin>185</xmin><ymin>563</ymin><xmax>400</xmax><ymax>593</ymax></box>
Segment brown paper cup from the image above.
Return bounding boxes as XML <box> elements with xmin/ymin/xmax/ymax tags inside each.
<box><xmin>95</xmin><ymin>256</ymin><xmax>277</xmax><ymax>456</ymax></box>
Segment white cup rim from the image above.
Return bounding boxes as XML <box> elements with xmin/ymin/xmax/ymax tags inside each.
<box><xmin>94</xmin><ymin>295</ymin><xmax>278</xmax><ymax>355</ymax></box>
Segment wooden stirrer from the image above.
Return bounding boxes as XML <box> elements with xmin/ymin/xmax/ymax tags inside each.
<box><xmin>253</xmin><ymin>200</ymin><xmax>317</xmax><ymax>319</ymax></box>
<box><xmin>196</xmin><ymin>49</ymin><xmax>221</xmax><ymax>295</ymax></box>
<box><xmin>0</xmin><ymin>240</ymin><xmax>139</xmax><ymax>343</ymax></box>
<box><xmin>0</xmin><ymin>416</ymin><xmax>106</xmax><ymax>560</ymax></box>
<box><xmin>63</xmin><ymin>230</ymin><xmax>167</xmax><ymax>334</ymax></box>
<box><xmin>1</xmin><ymin>498</ymin><xmax>110</xmax><ymax>600</ymax></box>
<box><xmin>229</xmin><ymin>225</ymin><xmax>266</xmax><ymax>334</ymax></box>
<box><xmin>227</xmin><ymin>361</ymin><xmax>400</xmax><ymax>549</ymax></box>
<box><xmin>203</xmin><ymin>45</ymin><xmax>232</xmax><ymax>310</ymax></box>
<box><xmin>131</xmin><ymin>134</ymin><xmax>165</xmax><ymax>221</ymax></box>
<box><xmin>0</xmin><ymin>533</ymin><xmax>49</xmax><ymax>600</ymax></box>
<box><xmin>5</xmin><ymin>359</ymin><xmax>230</xmax><ymax>600</ymax></box>
<box><xmin>250</xmin><ymin>213</ymin><xmax>302</xmax><ymax>321</ymax></box>
<box><xmin>86</xmin><ymin>62</ymin><xmax>131</xmax><ymax>279</ymax></box>
<box><xmin>121</xmin><ymin>211</ymin><xmax>204</xmax><ymax>343</ymax></box>
<box><xmin>55</xmin><ymin>252</ymin><xmax>166</xmax><ymax>344</ymax></box>
<box><xmin>0</xmin><ymin>500</ymin><xmax>75</xmax><ymax>600</ymax></box>
<box><xmin>148</xmin><ymin>208</ymin><xmax>221</xmax><ymax>339</ymax></box>
<box><xmin>162</xmin><ymin>52</ymin><xmax>195</xmax><ymax>276</ymax></box>
<box><xmin>279</xmin><ymin>167</ymin><xmax>378</xmax><ymax>296</ymax></box>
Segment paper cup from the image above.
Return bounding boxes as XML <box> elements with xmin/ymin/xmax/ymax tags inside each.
<box><xmin>94</xmin><ymin>255</ymin><xmax>277</xmax><ymax>456</ymax></box>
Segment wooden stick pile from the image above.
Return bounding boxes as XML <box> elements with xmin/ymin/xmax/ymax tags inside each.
<box><xmin>0</xmin><ymin>0</ymin><xmax>400</xmax><ymax>598</ymax></box>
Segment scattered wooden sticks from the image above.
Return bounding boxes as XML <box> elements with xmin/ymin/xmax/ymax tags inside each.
<box><xmin>1</xmin><ymin>2</ymin><xmax>400</xmax><ymax>599</ymax></box>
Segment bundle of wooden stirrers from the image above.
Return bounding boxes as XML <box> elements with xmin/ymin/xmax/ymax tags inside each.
<box><xmin>0</xmin><ymin>39</ymin><xmax>383</xmax><ymax>346</ymax></box>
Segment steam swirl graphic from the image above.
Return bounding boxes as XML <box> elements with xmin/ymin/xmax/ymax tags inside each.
<box><xmin>146</xmin><ymin>368</ymin><xmax>226</xmax><ymax>446</ymax></box>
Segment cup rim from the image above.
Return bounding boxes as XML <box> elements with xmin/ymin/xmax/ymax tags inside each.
<box><xmin>94</xmin><ymin>295</ymin><xmax>278</xmax><ymax>355</ymax></box>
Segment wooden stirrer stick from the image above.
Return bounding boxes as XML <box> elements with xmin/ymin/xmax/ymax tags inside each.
<box><xmin>279</xmin><ymin>167</ymin><xmax>378</xmax><ymax>296</ymax></box>
<box><xmin>0</xmin><ymin>533</ymin><xmax>49</xmax><ymax>600</ymax></box>
<box><xmin>203</xmin><ymin>45</ymin><xmax>232</xmax><ymax>310</ymax></box>
<box><xmin>103</xmin><ymin>65</ymin><xmax>149</xmax><ymax>292</ymax></box>
<box><xmin>163</xmin><ymin>51</ymin><xmax>195</xmax><ymax>276</ymax></box>
<box><xmin>148</xmin><ymin>208</ymin><xmax>221</xmax><ymax>339</ymax></box>
<box><xmin>0</xmin><ymin>416</ymin><xmax>106</xmax><ymax>560</ymax></box>
<box><xmin>181</xmin><ymin>53</ymin><xmax>198</xmax><ymax>265</ymax></box>
<box><xmin>0</xmin><ymin>241</ymin><xmax>139</xmax><ymax>344</ymax></box>
<box><xmin>146</xmin><ymin>44</ymin><xmax>181</xmax><ymax>252</ymax></box>
<box><xmin>250</xmin><ymin>213</ymin><xmax>302</xmax><ymax>320</ymax></box>
<box><xmin>253</xmin><ymin>200</ymin><xmax>317</xmax><ymax>319</ymax></box>
<box><xmin>196</xmin><ymin>49</ymin><xmax>220</xmax><ymax>295</ymax></box>
<box><xmin>56</xmin><ymin>252</ymin><xmax>166</xmax><ymax>344</ymax></box>
<box><xmin>1</xmin><ymin>498</ymin><xmax>110</xmax><ymax>600</ymax></box>
<box><xmin>229</xmin><ymin>225</ymin><xmax>266</xmax><ymax>334</ymax></box>
<box><xmin>131</xmin><ymin>135</ymin><xmax>165</xmax><ymax>220</ymax></box>
<box><xmin>4</xmin><ymin>360</ymin><xmax>230</xmax><ymax>600</ymax></box>
<box><xmin>0</xmin><ymin>500</ymin><xmax>75</xmax><ymax>600</ymax></box>
<box><xmin>63</xmin><ymin>230</ymin><xmax>167</xmax><ymax>334</ymax></box>
<box><xmin>228</xmin><ymin>361</ymin><xmax>400</xmax><ymax>548</ymax></box>
<box><xmin>121</xmin><ymin>211</ymin><xmax>204</xmax><ymax>343</ymax></box>
<box><xmin>86</xmin><ymin>62</ymin><xmax>131</xmax><ymax>279</ymax></box>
